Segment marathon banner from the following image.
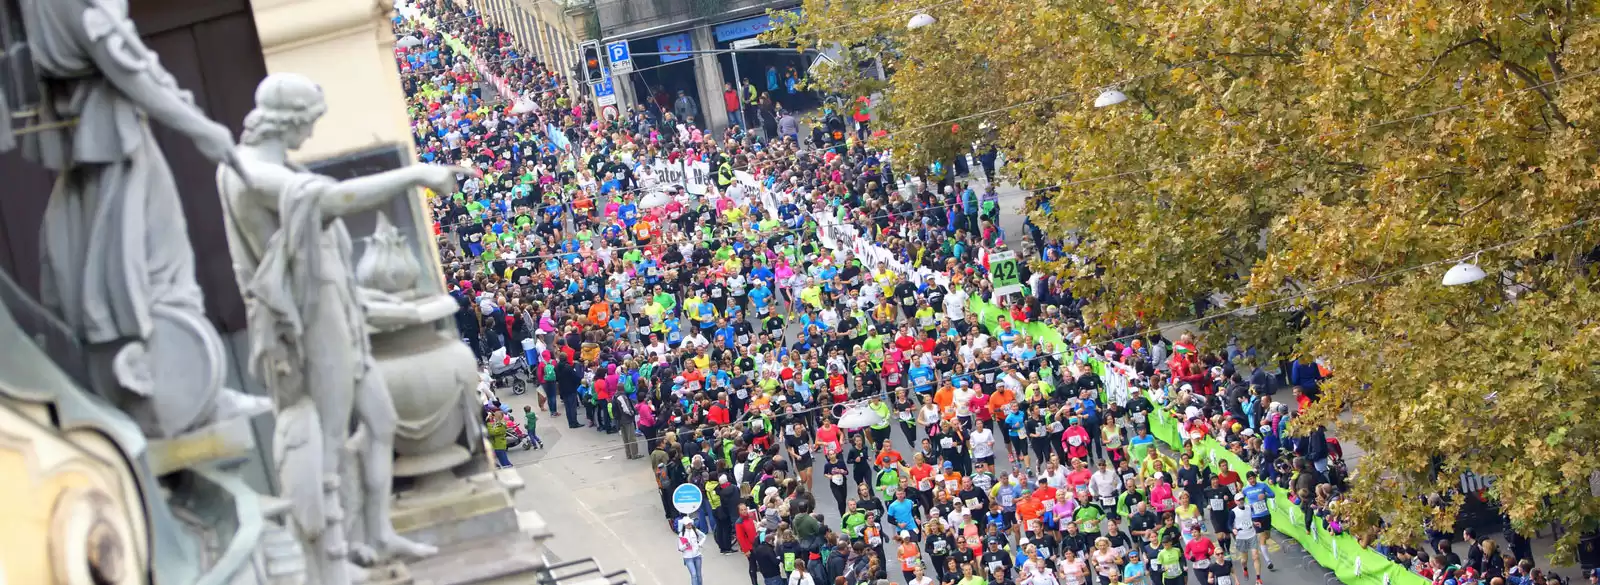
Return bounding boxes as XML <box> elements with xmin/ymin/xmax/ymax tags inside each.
<box><xmin>644</xmin><ymin>160</ymin><xmax>715</xmax><ymax>199</ymax></box>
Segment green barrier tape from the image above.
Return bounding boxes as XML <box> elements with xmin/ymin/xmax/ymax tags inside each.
<box><xmin>966</xmin><ymin>298</ymin><xmax>1428</xmax><ymax>585</ymax></box>
<box><xmin>409</xmin><ymin>12</ymin><xmax>483</xmax><ymax>71</ymax></box>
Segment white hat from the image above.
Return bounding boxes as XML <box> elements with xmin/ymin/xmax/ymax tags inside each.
<box><xmin>899</xmin><ymin>530</ymin><xmax>910</xmax><ymax>539</ymax></box>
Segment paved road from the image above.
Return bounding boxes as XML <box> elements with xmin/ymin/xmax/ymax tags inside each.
<box><xmin>494</xmin><ymin>180</ymin><xmax>1340</xmax><ymax>585</ymax></box>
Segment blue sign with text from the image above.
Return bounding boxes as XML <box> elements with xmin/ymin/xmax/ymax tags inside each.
<box><xmin>671</xmin><ymin>483</ymin><xmax>703</xmax><ymax>514</ymax></box>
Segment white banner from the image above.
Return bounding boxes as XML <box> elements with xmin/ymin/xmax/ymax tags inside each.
<box><xmin>686</xmin><ymin>161</ymin><xmax>711</xmax><ymax>195</ymax></box>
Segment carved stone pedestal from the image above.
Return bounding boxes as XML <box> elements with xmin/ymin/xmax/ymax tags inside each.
<box><xmin>392</xmin><ymin>471</ymin><xmax>525</xmax><ymax>548</ymax></box>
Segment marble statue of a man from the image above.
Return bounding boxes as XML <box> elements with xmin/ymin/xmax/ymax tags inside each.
<box><xmin>215</xmin><ymin>73</ymin><xmax>471</xmax><ymax>584</ymax></box>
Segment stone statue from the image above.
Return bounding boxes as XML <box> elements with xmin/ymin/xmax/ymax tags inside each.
<box><xmin>215</xmin><ymin>72</ymin><xmax>472</xmax><ymax>585</ymax></box>
<box><xmin>5</xmin><ymin>0</ymin><xmax>288</xmax><ymax>582</ymax></box>
<box><xmin>14</xmin><ymin>0</ymin><xmax>270</xmax><ymax>441</ymax></box>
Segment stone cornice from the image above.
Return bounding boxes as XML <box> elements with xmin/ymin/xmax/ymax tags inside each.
<box><xmin>253</xmin><ymin>0</ymin><xmax>395</xmax><ymax>53</ymax></box>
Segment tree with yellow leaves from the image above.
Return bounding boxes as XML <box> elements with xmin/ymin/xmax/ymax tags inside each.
<box><xmin>772</xmin><ymin>0</ymin><xmax>1600</xmax><ymax>561</ymax></box>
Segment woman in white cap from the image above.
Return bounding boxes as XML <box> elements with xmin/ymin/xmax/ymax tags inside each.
<box><xmin>677</xmin><ymin>517</ymin><xmax>708</xmax><ymax>585</ymax></box>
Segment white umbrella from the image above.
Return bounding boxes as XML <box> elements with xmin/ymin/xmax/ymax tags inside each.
<box><xmin>510</xmin><ymin>97</ymin><xmax>538</xmax><ymax>114</ymax></box>
<box><xmin>396</xmin><ymin>35</ymin><xmax>423</xmax><ymax>49</ymax></box>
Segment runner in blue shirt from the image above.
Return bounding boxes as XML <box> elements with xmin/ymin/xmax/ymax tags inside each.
<box><xmin>909</xmin><ymin>363</ymin><xmax>936</xmax><ymax>394</ymax></box>
<box><xmin>1241</xmin><ymin>471</ymin><xmax>1276</xmax><ymax>532</ymax></box>
<box><xmin>749</xmin><ymin>282</ymin><xmax>772</xmax><ymax>315</ymax></box>
<box><xmin>664</xmin><ymin>317</ymin><xmax>683</xmax><ymax>347</ymax></box>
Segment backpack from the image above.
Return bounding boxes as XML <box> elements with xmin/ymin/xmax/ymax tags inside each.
<box><xmin>543</xmin><ymin>363</ymin><xmax>556</xmax><ymax>382</ymax></box>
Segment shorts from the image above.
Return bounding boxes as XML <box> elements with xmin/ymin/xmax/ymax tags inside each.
<box><xmin>1010</xmin><ymin>437</ymin><xmax>1029</xmax><ymax>453</ymax></box>
<box><xmin>1251</xmin><ymin>517</ymin><xmax>1270</xmax><ymax>535</ymax></box>
<box><xmin>975</xmin><ymin>455</ymin><xmax>995</xmax><ymax>467</ymax></box>
<box><xmin>1235</xmin><ymin>535</ymin><xmax>1259</xmax><ymax>555</ymax></box>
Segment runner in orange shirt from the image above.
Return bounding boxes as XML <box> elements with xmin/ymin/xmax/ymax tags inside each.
<box><xmin>988</xmin><ymin>386</ymin><xmax>1017</xmax><ymax>417</ymax></box>
<box><xmin>1015</xmin><ymin>490</ymin><xmax>1044</xmax><ymax>533</ymax></box>
<box><xmin>934</xmin><ymin>383</ymin><xmax>956</xmax><ymax>412</ymax></box>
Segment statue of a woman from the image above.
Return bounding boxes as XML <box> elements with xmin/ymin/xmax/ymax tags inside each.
<box><xmin>15</xmin><ymin>0</ymin><xmax>268</xmax><ymax>438</ymax></box>
<box><xmin>215</xmin><ymin>72</ymin><xmax>471</xmax><ymax>585</ymax></box>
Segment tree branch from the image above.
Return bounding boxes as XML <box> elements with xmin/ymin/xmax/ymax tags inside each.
<box><xmin>1404</xmin><ymin>37</ymin><xmax>1489</xmax><ymax>94</ymax></box>
<box><xmin>1480</xmin><ymin>38</ymin><xmax>1573</xmax><ymax>128</ymax></box>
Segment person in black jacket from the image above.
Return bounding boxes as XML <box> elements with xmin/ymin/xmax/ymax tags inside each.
<box><xmin>558</xmin><ymin>357</ymin><xmax>582</xmax><ymax>428</ymax></box>
<box><xmin>715</xmin><ymin>477</ymin><xmax>742</xmax><ymax>554</ymax></box>
<box><xmin>751</xmin><ymin>539</ymin><xmax>782</xmax><ymax>585</ymax></box>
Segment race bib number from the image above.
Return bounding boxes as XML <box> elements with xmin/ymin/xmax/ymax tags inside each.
<box><xmin>1101</xmin><ymin>496</ymin><xmax>1116</xmax><ymax>507</ymax></box>
<box><xmin>1210</xmin><ymin>498</ymin><xmax>1225</xmax><ymax>511</ymax></box>
<box><xmin>1042</xmin><ymin>499</ymin><xmax>1056</xmax><ymax>510</ymax></box>
<box><xmin>940</xmin><ymin>437</ymin><xmax>955</xmax><ymax>449</ymax></box>
<box><xmin>899</xmin><ymin>412</ymin><xmax>914</xmax><ymax>421</ymax></box>
<box><xmin>1050</xmin><ymin>421</ymin><xmax>1065</xmax><ymax>433</ymax></box>
<box><xmin>1068</xmin><ymin>436</ymin><xmax>1083</xmax><ymax>446</ymax></box>
<box><xmin>831</xmin><ymin>474</ymin><xmax>846</xmax><ymax>485</ymax></box>
<box><xmin>798</xmin><ymin>444</ymin><xmax>811</xmax><ymax>456</ymax></box>
<box><xmin>966</xmin><ymin>498</ymin><xmax>981</xmax><ymax>510</ymax></box>
<box><xmin>738</xmin><ymin>389</ymin><xmax>749</xmax><ymax>399</ymax></box>
<box><xmin>1194</xmin><ymin>560</ymin><xmax>1211</xmax><ymax>570</ymax></box>
<box><xmin>1133</xmin><ymin>412</ymin><xmax>1147</xmax><ymax>423</ymax></box>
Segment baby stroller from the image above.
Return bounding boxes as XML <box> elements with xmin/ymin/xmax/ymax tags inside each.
<box><xmin>504</xmin><ymin>418</ymin><xmax>534</xmax><ymax>450</ymax></box>
<box><xmin>488</xmin><ymin>348</ymin><xmax>531</xmax><ymax>395</ymax></box>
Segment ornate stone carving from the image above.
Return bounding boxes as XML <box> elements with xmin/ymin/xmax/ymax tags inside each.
<box><xmin>354</xmin><ymin>213</ymin><xmax>487</xmax><ymax>503</ymax></box>
<box><xmin>2</xmin><ymin>0</ymin><xmax>299</xmax><ymax>582</ymax></box>
<box><xmin>215</xmin><ymin>72</ymin><xmax>473</xmax><ymax>584</ymax></box>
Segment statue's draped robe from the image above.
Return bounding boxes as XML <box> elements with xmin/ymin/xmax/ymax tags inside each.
<box><xmin>23</xmin><ymin>0</ymin><xmax>208</xmax><ymax>345</ymax></box>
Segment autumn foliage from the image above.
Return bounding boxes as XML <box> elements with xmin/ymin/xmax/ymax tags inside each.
<box><xmin>773</xmin><ymin>0</ymin><xmax>1600</xmax><ymax>561</ymax></box>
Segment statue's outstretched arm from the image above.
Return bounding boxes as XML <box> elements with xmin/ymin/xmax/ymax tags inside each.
<box><xmin>319</xmin><ymin>165</ymin><xmax>470</xmax><ymax>218</ymax></box>
<box><xmin>79</xmin><ymin>3</ymin><xmax>235</xmax><ymax>164</ymax></box>
<box><xmin>225</xmin><ymin>162</ymin><xmax>475</xmax><ymax>219</ymax></box>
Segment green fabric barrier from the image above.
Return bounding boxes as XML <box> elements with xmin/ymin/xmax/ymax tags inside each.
<box><xmin>966</xmin><ymin>297</ymin><xmax>1428</xmax><ymax>585</ymax></box>
<box><xmin>410</xmin><ymin>12</ymin><xmax>479</xmax><ymax>65</ymax></box>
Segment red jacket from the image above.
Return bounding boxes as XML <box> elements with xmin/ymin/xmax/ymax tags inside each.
<box><xmin>734</xmin><ymin>515</ymin><xmax>758</xmax><ymax>553</ymax></box>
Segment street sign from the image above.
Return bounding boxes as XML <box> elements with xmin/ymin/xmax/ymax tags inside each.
<box><xmin>606</xmin><ymin>41</ymin><xmax>633</xmax><ymax>73</ymax></box>
<box><xmin>592</xmin><ymin>75</ymin><xmax>616</xmax><ymax>107</ymax></box>
<box><xmin>671</xmin><ymin>483</ymin><xmax>703</xmax><ymax>514</ymax></box>
<box><xmin>730</xmin><ymin>38</ymin><xmax>762</xmax><ymax>50</ymax></box>
<box><xmin>989</xmin><ymin>250</ymin><xmax>1021</xmax><ymax>296</ymax></box>
<box><xmin>808</xmin><ymin>51</ymin><xmax>836</xmax><ymax>75</ymax></box>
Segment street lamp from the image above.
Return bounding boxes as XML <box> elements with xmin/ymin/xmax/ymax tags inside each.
<box><xmin>1094</xmin><ymin>89</ymin><xmax>1128</xmax><ymax>108</ymax></box>
<box><xmin>836</xmin><ymin>403</ymin><xmax>885</xmax><ymax>430</ymax></box>
<box><xmin>1442</xmin><ymin>255</ymin><xmax>1487</xmax><ymax>286</ymax></box>
<box><xmin>907</xmin><ymin>13</ymin><xmax>936</xmax><ymax>30</ymax></box>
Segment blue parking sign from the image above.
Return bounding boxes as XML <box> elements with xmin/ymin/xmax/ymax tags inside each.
<box><xmin>606</xmin><ymin>41</ymin><xmax>633</xmax><ymax>73</ymax></box>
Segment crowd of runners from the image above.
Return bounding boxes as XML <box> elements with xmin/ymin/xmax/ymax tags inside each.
<box><xmin>390</xmin><ymin>3</ymin><xmax>1570</xmax><ymax>585</ymax></box>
